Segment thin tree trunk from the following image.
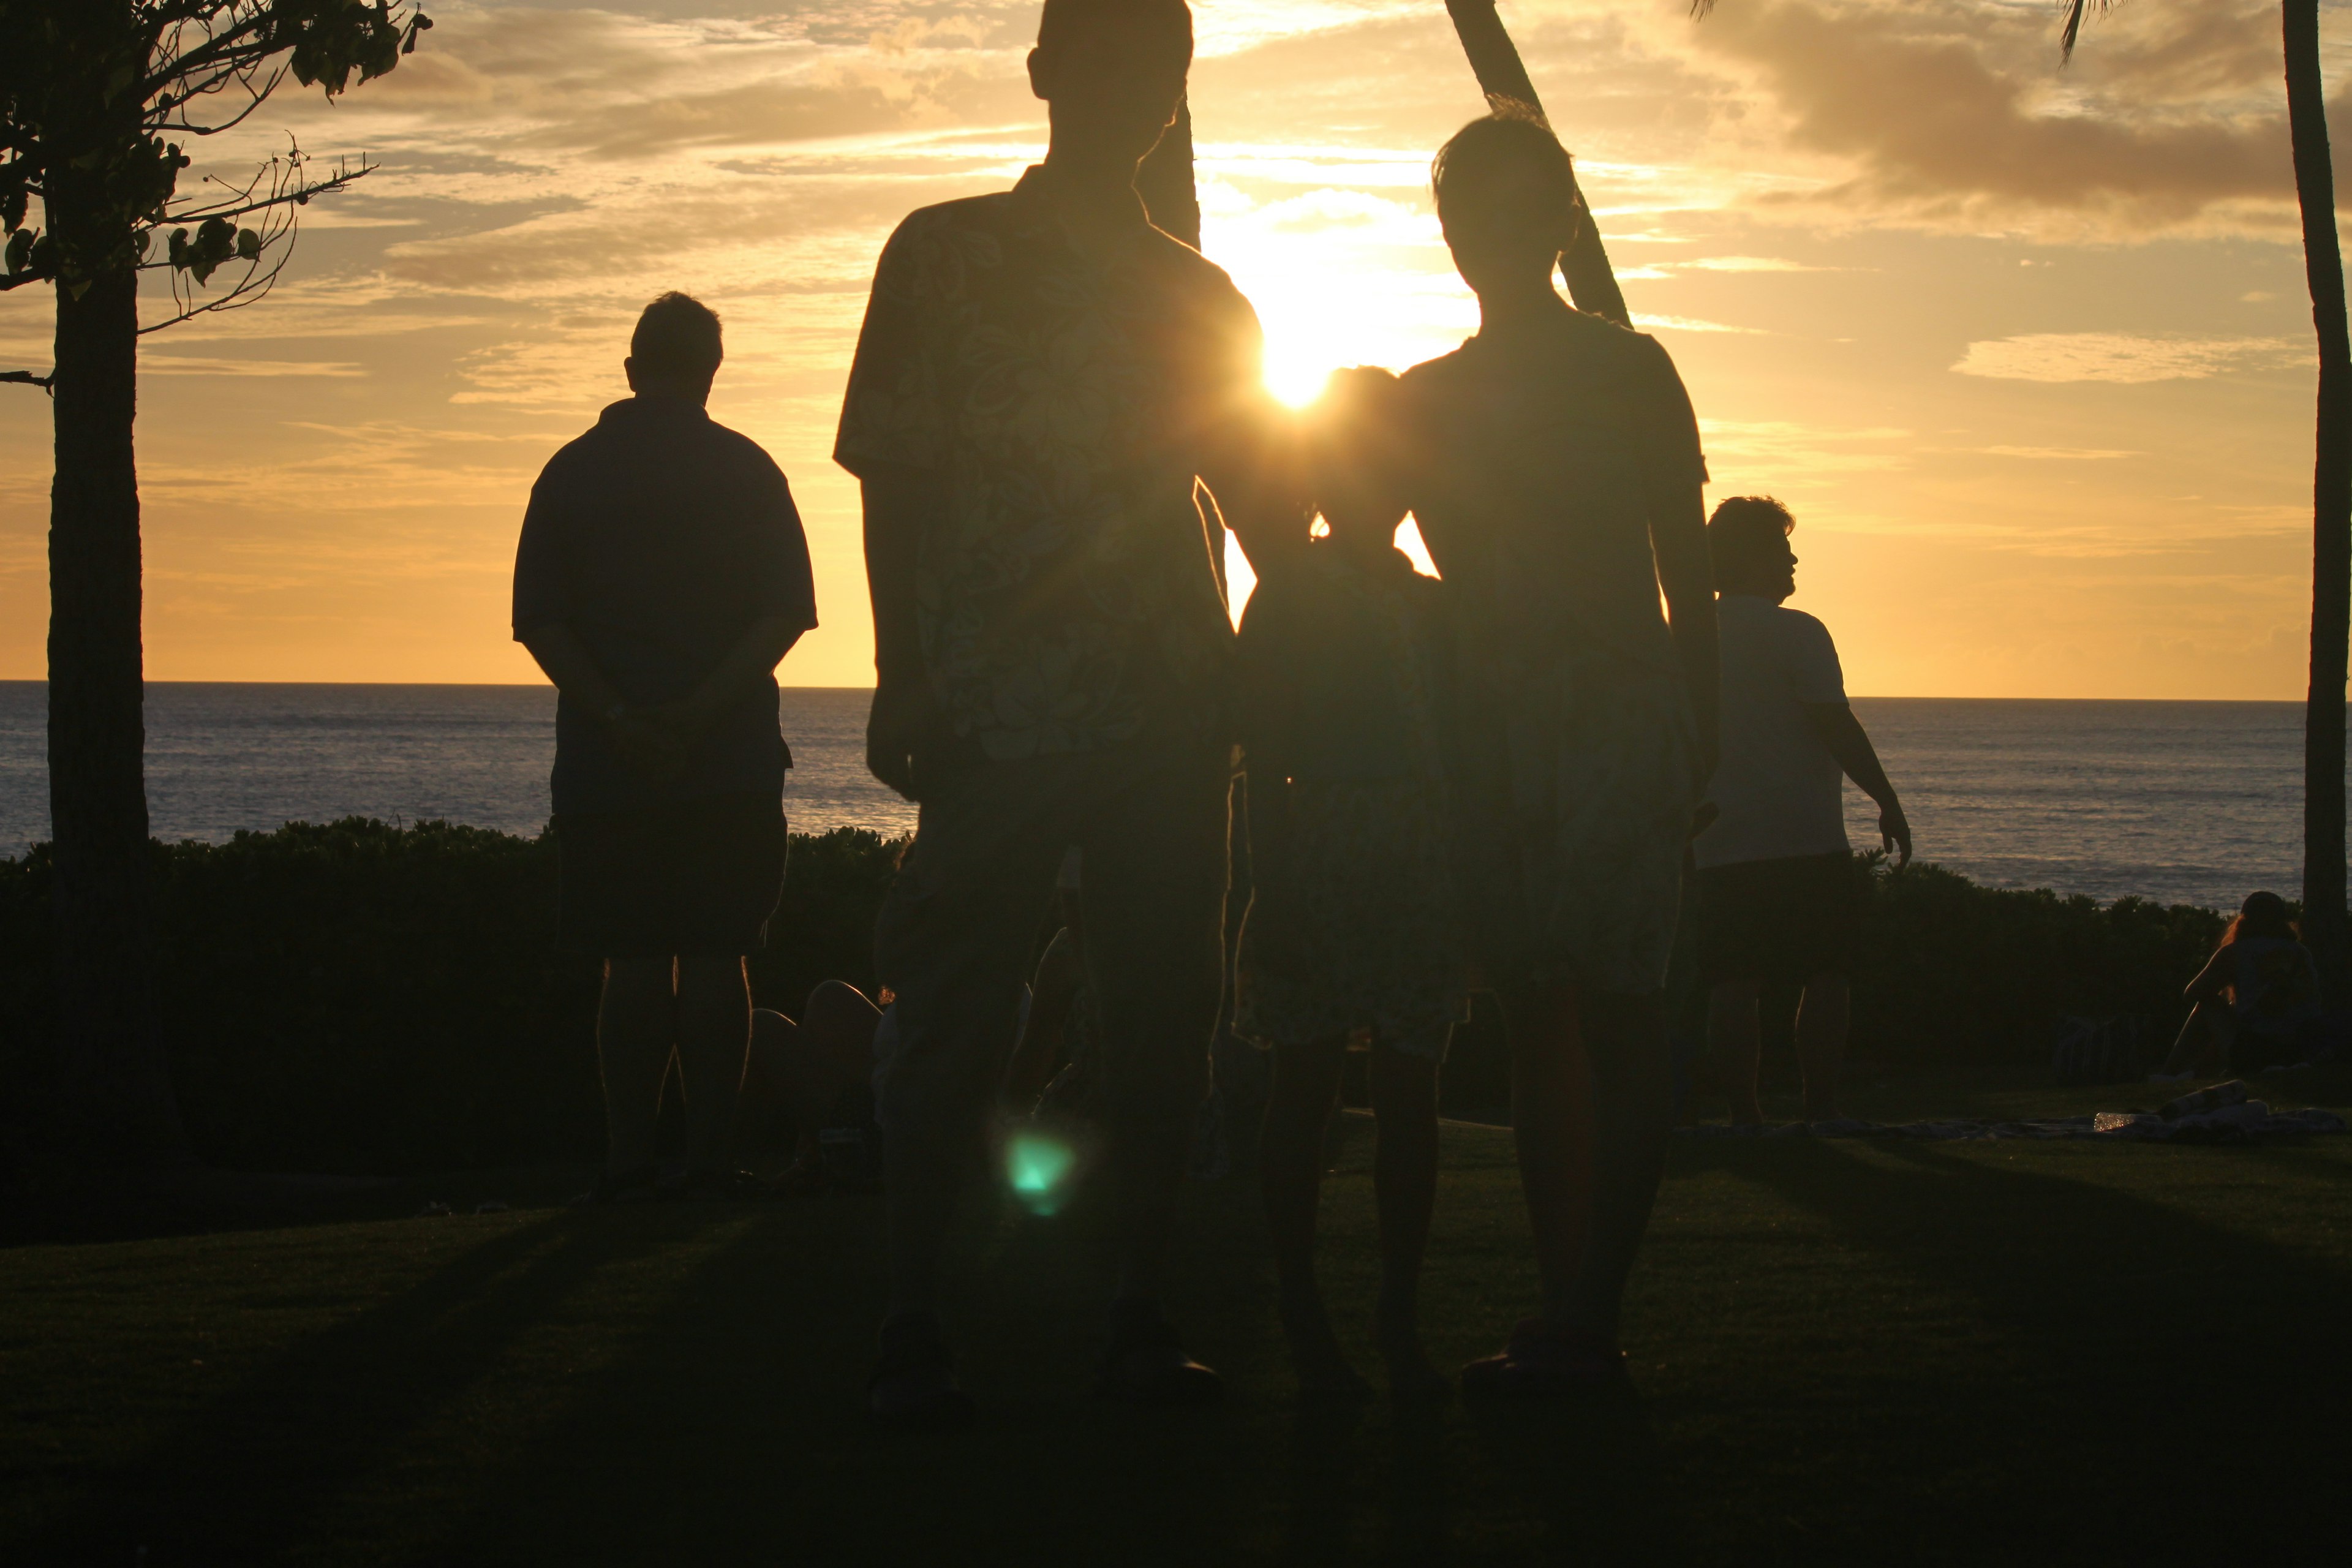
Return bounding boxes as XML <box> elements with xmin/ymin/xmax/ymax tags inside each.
<box><xmin>1137</xmin><ymin>92</ymin><xmax>1201</xmax><ymax>251</ymax></box>
<box><xmin>48</xmin><ymin>253</ymin><xmax>180</xmax><ymax>1163</ymax></box>
<box><xmin>1441</xmin><ymin>0</ymin><xmax>1630</xmax><ymax>326</ymax></box>
<box><xmin>2286</xmin><ymin>0</ymin><xmax>2351</xmax><ymax>997</ymax></box>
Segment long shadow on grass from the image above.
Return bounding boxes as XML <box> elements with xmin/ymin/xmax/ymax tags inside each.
<box><xmin>1697</xmin><ymin>1139</ymin><xmax>2351</xmax><ymax>1559</ymax></box>
<box><xmin>20</xmin><ymin>1210</ymin><xmax>726</xmax><ymax>1563</ymax></box>
<box><xmin>417</xmin><ymin>1186</ymin><xmax>1270</xmax><ymax>1565</ymax></box>
<box><xmin>1462</xmin><ymin>1391</ymin><xmax>1681</xmax><ymax>1567</ymax></box>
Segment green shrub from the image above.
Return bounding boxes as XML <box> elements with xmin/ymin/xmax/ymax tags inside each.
<box><xmin>1850</xmin><ymin>860</ymin><xmax>2225</xmax><ymax>1061</ymax></box>
<box><xmin>0</xmin><ymin>829</ymin><xmax>2234</xmax><ymax>1172</ymax></box>
<box><xmin>0</xmin><ymin>819</ymin><xmax>903</xmax><ymax>1175</ymax></box>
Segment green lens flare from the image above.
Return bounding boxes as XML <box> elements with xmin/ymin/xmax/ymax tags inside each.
<box><xmin>1005</xmin><ymin>1132</ymin><xmax>1076</xmax><ymax>1214</ymax></box>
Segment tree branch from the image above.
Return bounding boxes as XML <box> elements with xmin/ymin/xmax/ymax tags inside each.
<box><xmin>1</xmin><ymin>370</ymin><xmax>54</xmax><ymax>391</ymax></box>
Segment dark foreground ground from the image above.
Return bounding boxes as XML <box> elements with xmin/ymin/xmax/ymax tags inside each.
<box><xmin>5</xmin><ymin>1067</ymin><xmax>2349</xmax><ymax>1566</ymax></box>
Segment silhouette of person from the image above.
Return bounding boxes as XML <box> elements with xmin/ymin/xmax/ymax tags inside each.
<box><xmin>1695</xmin><ymin>496</ymin><xmax>1909</xmax><ymax>1126</ymax></box>
<box><xmin>1399</xmin><ymin>109</ymin><xmax>1718</xmax><ymax>1395</ymax></box>
<box><xmin>513</xmin><ymin>292</ymin><xmax>816</xmax><ymax>1204</ymax></box>
<box><xmin>832</xmin><ymin>0</ymin><xmax>1292</xmax><ymax>1428</ymax></box>
<box><xmin>2155</xmin><ymin>890</ymin><xmax>2321</xmax><ymax>1081</ymax></box>
<box><xmin>1234</xmin><ymin>368</ymin><xmax>1466</xmax><ymax>1401</ymax></box>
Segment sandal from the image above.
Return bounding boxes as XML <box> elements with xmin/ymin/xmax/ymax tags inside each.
<box><xmin>1460</xmin><ymin>1318</ymin><xmax>1630</xmax><ymax>1398</ymax></box>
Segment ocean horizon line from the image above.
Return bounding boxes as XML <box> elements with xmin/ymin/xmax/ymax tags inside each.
<box><xmin>0</xmin><ymin>680</ymin><xmax>2330</xmax><ymax>707</ymax></box>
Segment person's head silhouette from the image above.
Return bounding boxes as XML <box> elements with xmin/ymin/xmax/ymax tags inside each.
<box><xmin>1431</xmin><ymin>107</ymin><xmax>1581</xmax><ymax>304</ymax></box>
<box><xmin>1304</xmin><ymin>366</ymin><xmax>1411</xmax><ymax>563</ymax></box>
<box><xmin>1707</xmin><ymin>494</ymin><xmax>1798</xmax><ymax>604</ymax></box>
<box><xmin>1028</xmin><ymin>0</ymin><xmax>1193</xmax><ymax>180</ymax></box>
<box><xmin>625</xmin><ymin>291</ymin><xmax>723</xmax><ymax>406</ymax></box>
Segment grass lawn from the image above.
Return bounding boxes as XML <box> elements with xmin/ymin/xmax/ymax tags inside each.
<box><xmin>5</xmin><ymin>1090</ymin><xmax>2349</xmax><ymax>1565</ymax></box>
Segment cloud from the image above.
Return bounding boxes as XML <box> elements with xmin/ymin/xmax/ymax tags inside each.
<box><xmin>1634</xmin><ymin>313</ymin><xmax>1763</xmax><ymax>334</ymax></box>
<box><xmin>1686</xmin><ymin>0</ymin><xmax>2299</xmax><ymax>233</ymax></box>
<box><xmin>140</xmin><ymin>357</ymin><xmax>368</xmax><ymax>377</ymax></box>
<box><xmin>1952</xmin><ymin>333</ymin><xmax>2301</xmax><ymax>382</ymax></box>
<box><xmin>1675</xmin><ymin>255</ymin><xmax>1823</xmax><ymax>272</ymax></box>
<box><xmin>1973</xmin><ymin>445</ymin><xmax>2140</xmax><ymax>459</ymax></box>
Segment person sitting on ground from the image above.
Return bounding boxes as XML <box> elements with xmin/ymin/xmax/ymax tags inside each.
<box><xmin>1235</xmin><ymin>367</ymin><xmax>1469</xmax><ymax>1402</ymax></box>
<box><xmin>1400</xmin><ymin>108</ymin><xmax>1717</xmax><ymax>1396</ymax></box>
<box><xmin>739</xmin><ymin>981</ymin><xmax>887</xmax><ymax>1187</ymax></box>
<box><xmin>514</xmin><ymin>291</ymin><xmax>817</xmax><ymax>1204</ymax></box>
<box><xmin>1695</xmin><ymin>495</ymin><xmax>1909</xmax><ymax>1127</ymax></box>
<box><xmin>2154</xmin><ymin>890</ymin><xmax>2321</xmax><ymax>1082</ymax></box>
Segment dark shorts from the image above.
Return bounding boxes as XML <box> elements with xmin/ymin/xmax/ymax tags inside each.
<box><xmin>1697</xmin><ymin>851</ymin><xmax>1863</xmax><ymax>985</ymax></box>
<box><xmin>556</xmin><ymin>792</ymin><xmax>786</xmax><ymax>959</ymax></box>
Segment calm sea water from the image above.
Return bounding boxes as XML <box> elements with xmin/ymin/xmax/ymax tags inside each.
<box><xmin>0</xmin><ymin>683</ymin><xmax>2332</xmax><ymax>912</ymax></box>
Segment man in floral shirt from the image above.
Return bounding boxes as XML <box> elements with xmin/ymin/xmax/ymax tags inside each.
<box><xmin>834</xmin><ymin>0</ymin><xmax>1289</xmax><ymax>1428</ymax></box>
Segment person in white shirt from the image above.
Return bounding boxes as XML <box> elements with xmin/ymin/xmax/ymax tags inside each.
<box><xmin>1694</xmin><ymin>497</ymin><xmax>1910</xmax><ymax>1125</ymax></box>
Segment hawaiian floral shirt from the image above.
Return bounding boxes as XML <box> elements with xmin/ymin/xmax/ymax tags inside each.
<box><xmin>835</xmin><ymin>167</ymin><xmax>1264</xmax><ymax>763</ymax></box>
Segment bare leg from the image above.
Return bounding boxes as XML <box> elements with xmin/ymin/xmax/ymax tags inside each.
<box><xmin>597</xmin><ymin>957</ymin><xmax>675</xmax><ymax>1179</ymax></box>
<box><xmin>1564</xmin><ymin>992</ymin><xmax>1674</xmax><ymax>1349</ymax></box>
<box><xmin>1259</xmin><ymin>1035</ymin><xmax>1363</xmax><ymax>1393</ymax></box>
<box><xmin>2162</xmin><ymin>1001</ymin><xmax>2234</xmax><ymax>1077</ymax></box>
<box><xmin>1707</xmin><ymin>976</ymin><xmax>1764</xmax><ymax>1125</ymax></box>
<box><xmin>1368</xmin><ymin>1040</ymin><xmax>1446</xmax><ymax>1393</ymax></box>
<box><xmin>1794</xmin><ymin>971</ymin><xmax>1850</xmax><ymax>1122</ymax></box>
<box><xmin>674</xmin><ymin>956</ymin><xmax>751</xmax><ymax>1177</ymax></box>
<box><xmin>1503</xmin><ymin>984</ymin><xmax>1596</xmax><ymax>1329</ymax></box>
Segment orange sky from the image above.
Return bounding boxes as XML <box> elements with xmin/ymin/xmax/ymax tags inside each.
<box><xmin>2</xmin><ymin>0</ymin><xmax>2346</xmax><ymax>697</ymax></box>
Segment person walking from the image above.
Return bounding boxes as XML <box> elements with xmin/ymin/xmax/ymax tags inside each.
<box><xmin>1235</xmin><ymin>368</ymin><xmax>1469</xmax><ymax>1403</ymax></box>
<box><xmin>1695</xmin><ymin>495</ymin><xmax>1909</xmax><ymax>1126</ymax></box>
<box><xmin>513</xmin><ymin>292</ymin><xmax>817</xmax><ymax>1204</ymax></box>
<box><xmin>1400</xmin><ymin>110</ymin><xmax>1719</xmax><ymax>1395</ymax></box>
<box><xmin>834</xmin><ymin>0</ymin><xmax>1291</xmax><ymax>1430</ymax></box>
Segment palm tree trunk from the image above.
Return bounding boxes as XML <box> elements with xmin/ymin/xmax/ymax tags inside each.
<box><xmin>1137</xmin><ymin>92</ymin><xmax>1201</xmax><ymax>251</ymax></box>
<box><xmin>48</xmin><ymin>251</ymin><xmax>180</xmax><ymax>1163</ymax></box>
<box><xmin>1441</xmin><ymin>0</ymin><xmax>1629</xmax><ymax>325</ymax></box>
<box><xmin>2285</xmin><ymin>0</ymin><xmax>2350</xmax><ymax>996</ymax></box>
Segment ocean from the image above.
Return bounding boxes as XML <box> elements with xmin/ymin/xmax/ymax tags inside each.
<box><xmin>0</xmin><ymin>682</ymin><xmax>2331</xmax><ymax>913</ymax></box>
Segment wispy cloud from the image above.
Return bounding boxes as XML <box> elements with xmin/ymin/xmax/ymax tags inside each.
<box><xmin>1953</xmin><ymin>333</ymin><xmax>2301</xmax><ymax>383</ymax></box>
<box><xmin>141</xmin><ymin>356</ymin><xmax>368</xmax><ymax>377</ymax></box>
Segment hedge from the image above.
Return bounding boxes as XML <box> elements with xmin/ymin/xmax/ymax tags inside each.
<box><xmin>0</xmin><ymin>819</ymin><xmax>901</xmax><ymax>1174</ymax></box>
<box><xmin>0</xmin><ymin>821</ymin><xmax>2230</xmax><ymax>1174</ymax></box>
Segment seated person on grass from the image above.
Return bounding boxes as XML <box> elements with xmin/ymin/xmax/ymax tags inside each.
<box><xmin>1694</xmin><ymin>496</ymin><xmax>1909</xmax><ymax>1127</ymax></box>
<box><xmin>2155</xmin><ymin>890</ymin><xmax>2321</xmax><ymax>1083</ymax></box>
<box><xmin>513</xmin><ymin>292</ymin><xmax>817</xmax><ymax>1205</ymax></box>
<box><xmin>740</xmin><ymin>981</ymin><xmax>887</xmax><ymax>1188</ymax></box>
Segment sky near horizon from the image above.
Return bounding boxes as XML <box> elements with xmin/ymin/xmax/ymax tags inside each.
<box><xmin>2</xmin><ymin>0</ymin><xmax>2348</xmax><ymax>697</ymax></box>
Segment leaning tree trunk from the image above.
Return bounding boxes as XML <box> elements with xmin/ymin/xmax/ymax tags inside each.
<box><xmin>48</xmin><ymin>248</ymin><xmax>180</xmax><ymax>1164</ymax></box>
<box><xmin>2285</xmin><ymin>0</ymin><xmax>2351</xmax><ymax>998</ymax></box>
<box><xmin>1442</xmin><ymin>0</ymin><xmax>1630</xmax><ymax>326</ymax></box>
<box><xmin>1137</xmin><ymin>92</ymin><xmax>1201</xmax><ymax>250</ymax></box>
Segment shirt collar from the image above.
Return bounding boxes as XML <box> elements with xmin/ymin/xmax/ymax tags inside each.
<box><xmin>600</xmin><ymin>394</ymin><xmax>710</xmax><ymax>426</ymax></box>
<box><xmin>1012</xmin><ymin>163</ymin><xmax>1152</xmax><ymax>233</ymax></box>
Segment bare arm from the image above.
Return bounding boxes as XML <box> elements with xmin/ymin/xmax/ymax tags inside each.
<box><xmin>1199</xmin><ymin>426</ymin><xmax>1307</xmax><ymax>582</ymax></box>
<box><xmin>2183</xmin><ymin>944</ymin><xmax>2233</xmax><ymax>1003</ymax></box>
<box><xmin>1804</xmin><ymin>701</ymin><xmax>1912</xmax><ymax>867</ymax></box>
<box><xmin>1649</xmin><ymin>479</ymin><xmax>1719</xmax><ymax>785</ymax></box>
<box><xmin>518</xmin><ymin>623</ymin><xmax>680</xmax><ymax>783</ymax></box>
<box><xmin>669</xmin><ymin>615</ymin><xmax>804</xmax><ymax>739</ymax></box>
<box><xmin>518</xmin><ymin>623</ymin><xmax>625</xmax><ymax>717</ymax></box>
<box><xmin>861</xmin><ymin>467</ymin><xmax>937</xmax><ymax>799</ymax></box>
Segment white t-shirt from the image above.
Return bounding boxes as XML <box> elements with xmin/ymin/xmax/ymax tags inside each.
<box><xmin>1695</xmin><ymin>595</ymin><xmax>1850</xmax><ymax>870</ymax></box>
